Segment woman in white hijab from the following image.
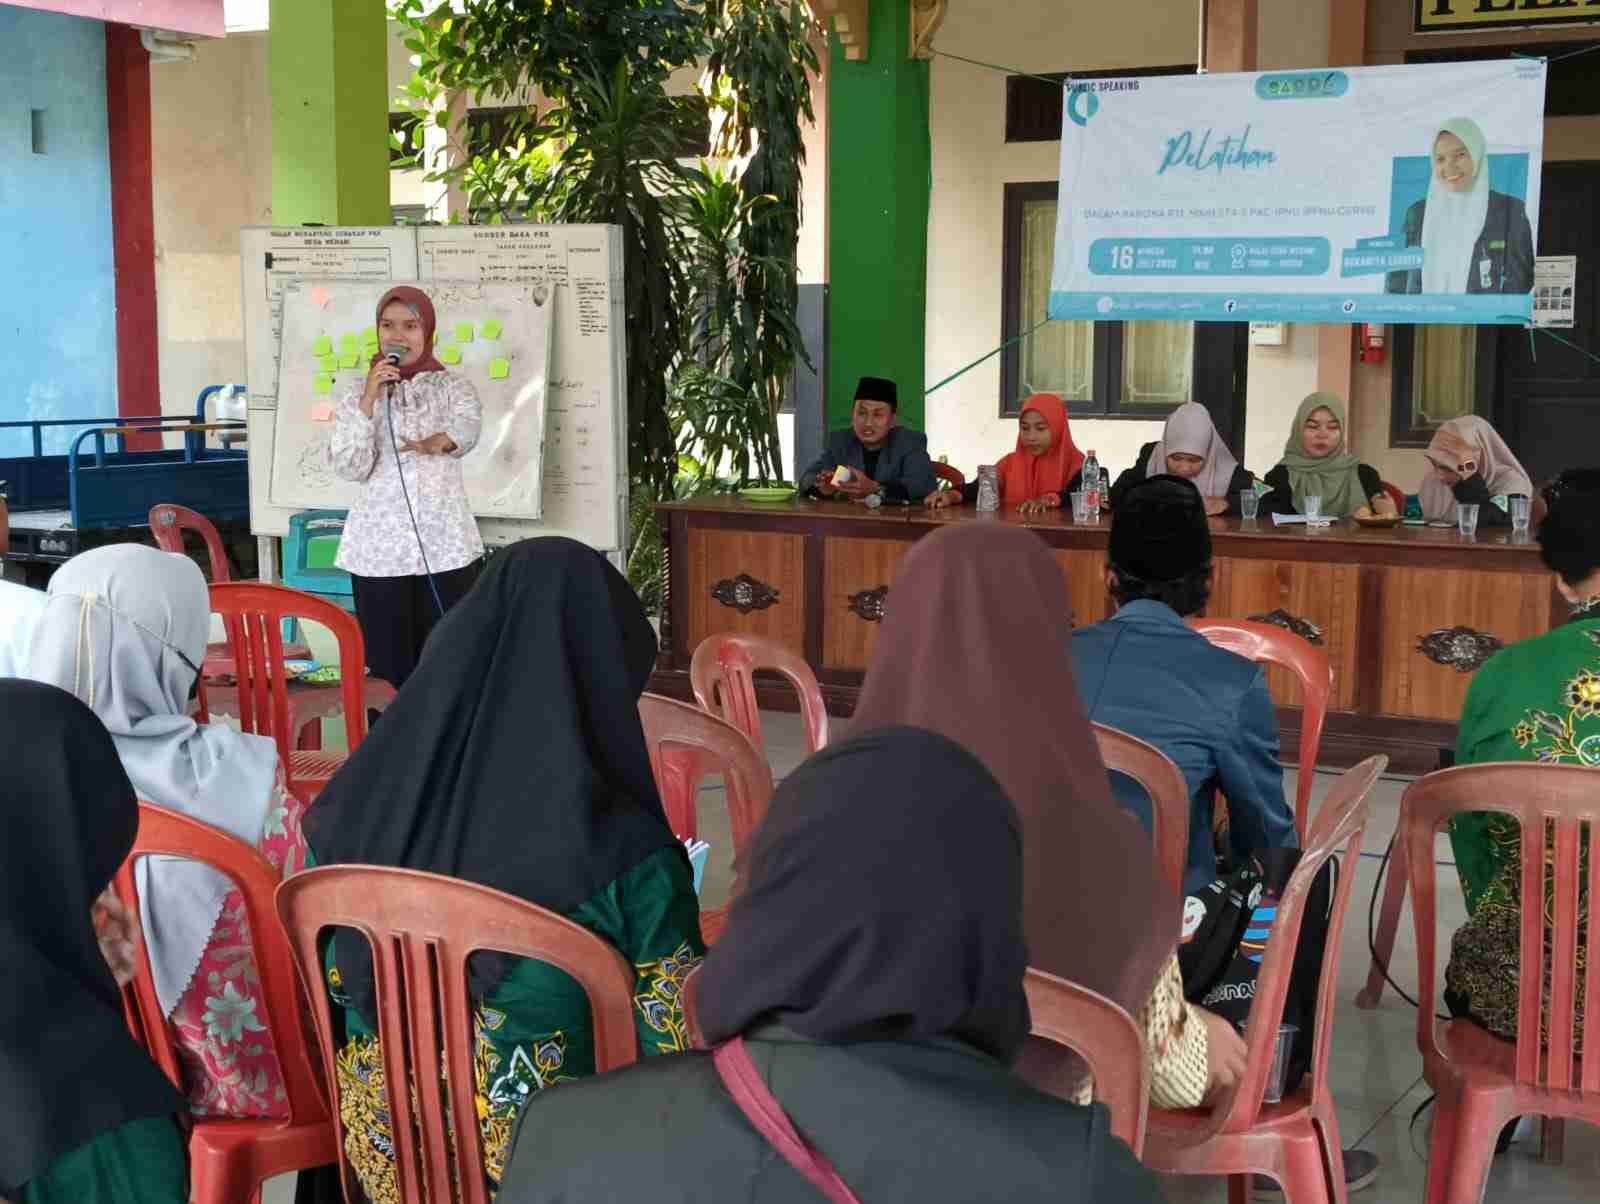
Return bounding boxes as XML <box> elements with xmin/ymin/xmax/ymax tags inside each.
<box><xmin>0</xmin><ymin>579</ymin><xmax>47</xmax><ymax>675</ymax></box>
<box><xmin>26</xmin><ymin>544</ymin><xmax>306</xmax><ymax>1120</ymax></box>
<box><xmin>1388</xmin><ymin>117</ymin><xmax>1534</xmax><ymax>296</ymax></box>
<box><xmin>1418</xmin><ymin>415</ymin><xmax>1534</xmax><ymax>527</ymax></box>
<box><xmin>1108</xmin><ymin>402</ymin><xmax>1261</xmax><ymax>517</ymax></box>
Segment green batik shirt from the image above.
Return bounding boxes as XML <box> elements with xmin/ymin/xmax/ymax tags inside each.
<box><xmin>1449</xmin><ymin>606</ymin><xmax>1600</xmax><ymax>913</ymax></box>
<box><xmin>324</xmin><ymin>845</ymin><xmax>704</xmax><ymax>1204</ymax></box>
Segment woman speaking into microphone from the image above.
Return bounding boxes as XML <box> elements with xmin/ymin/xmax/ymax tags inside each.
<box><xmin>331</xmin><ymin>286</ymin><xmax>482</xmax><ymax>692</ymax></box>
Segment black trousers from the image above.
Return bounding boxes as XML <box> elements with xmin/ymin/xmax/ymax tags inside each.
<box><xmin>351</xmin><ymin>560</ymin><xmax>481</xmax><ymax>691</ymax></box>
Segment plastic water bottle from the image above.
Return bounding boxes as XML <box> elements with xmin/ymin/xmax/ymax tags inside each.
<box><xmin>1081</xmin><ymin>449</ymin><xmax>1101</xmax><ymax>510</ymax></box>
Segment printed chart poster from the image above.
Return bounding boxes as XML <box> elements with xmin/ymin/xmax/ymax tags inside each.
<box><xmin>1050</xmin><ymin>60</ymin><xmax>1547</xmax><ymax>325</ymax></box>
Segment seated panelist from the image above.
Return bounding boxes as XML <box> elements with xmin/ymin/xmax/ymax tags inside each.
<box><xmin>799</xmin><ymin>376</ymin><xmax>937</xmax><ymax>503</ymax></box>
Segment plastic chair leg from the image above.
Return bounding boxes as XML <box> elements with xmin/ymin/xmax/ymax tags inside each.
<box><xmin>1541</xmin><ymin>1116</ymin><xmax>1566</xmax><ymax>1165</ymax></box>
<box><xmin>1358</xmin><ymin>835</ymin><xmax>1408</xmax><ymax>1009</ymax></box>
<box><xmin>189</xmin><ymin>1141</ymin><xmax>262</xmax><ymax>1204</ymax></box>
<box><xmin>1315</xmin><ymin>1104</ymin><xmax>1349</xmax><ymax>1204</ymax></box>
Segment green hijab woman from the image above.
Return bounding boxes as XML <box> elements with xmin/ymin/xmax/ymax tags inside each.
<box><xmin>1279</xmin><ymin>393</ymin><xmax>1371</xmax><ymax>518</ymax></box>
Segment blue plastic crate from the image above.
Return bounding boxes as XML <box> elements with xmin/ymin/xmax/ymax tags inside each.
<box><xmin>283</xmin><ymin>510</ymin><xmax>353</xmax><ymax>599</ymax></box>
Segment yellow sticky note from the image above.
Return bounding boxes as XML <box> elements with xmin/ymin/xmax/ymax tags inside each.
<box><xmin>313</xmin><ymin>373</ymin><xmax>334</xmax><ymax>395</ymax></box>
<box><xmin>437</xmin><ymin>345</ymin><xmax>462</xmax><ymax>365</ymax></box>
<box><xmin>312</xmin><ymin>336</ymin><xmax>333</xmax><ymax>357</ymax></box>
<box><xmin>454</xmin><ymin>322</ymin><xmax>475</xmax><ymax>343</ymax></box>
<box><xmin>340</xmin><ymin>334</ymin><xmax>359</xmax><ymax>355</ymax></box>
<box><xmin>310</xmin><ymin>402</ymin><xmax>335</xmax><ymax>422</ymax></box>
<box><xmin>319</xmin><ymin>353</ymin><xmax>338</xmax><ymax>373</ymax></box>
<box><xmin>481</xmin><ymin>319</ymin><xmax>503</xmax><ymax>340</ymax></box>
<box><xmin>339</xmin><ymin>352</ymin><xmax>360</xmax><ymax>370</ymax></box>
<box><xmin>489</xmin><ymin>356</ymin><xmax>510</xmax><ymax>380</ymax></box>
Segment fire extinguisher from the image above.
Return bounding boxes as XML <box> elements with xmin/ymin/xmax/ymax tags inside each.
<box><xmin>1358</xmin><ymin>323</ymin><xmax>1386</xmax><ymax>364</ymax></box>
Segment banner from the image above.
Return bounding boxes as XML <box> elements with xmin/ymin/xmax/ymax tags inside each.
<box><xmin>1049</xmin><ymin>60</ymin><xmax>1547</xmax><ymax>325</ymax></box>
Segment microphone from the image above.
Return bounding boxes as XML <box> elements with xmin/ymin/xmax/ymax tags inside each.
<box><xmin>381</xmin><ymin>343</ymin><xmax>408</xmax><ymax>404</ymax></box>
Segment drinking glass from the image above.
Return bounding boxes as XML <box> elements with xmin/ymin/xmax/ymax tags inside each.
<box><xmin>1457</xmin><ymin>502</ymin><xmax>1480</xmax><ymax>539</ymax></box>
<box><xmin>1303</xmin><ymin>495</ymin><xmax>1323</xmax><ymax>522</ymax></box>
<box><xmin>1510</xmin><ymin>495</ymin><xmax>1531</xmax><ymax>533</ymax></box>
<box><xmin>1239</xmin><ymin>490</ymin><xmax>1261</xmax><ymax>520</ymax></box>
<box><xmin>1071</xmin><ymin>491</ymin><xmax>1094</xmax><ymax>523</ymax></box>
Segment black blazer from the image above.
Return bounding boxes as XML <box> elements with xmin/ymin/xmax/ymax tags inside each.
<box><xmin>798</xmin><ymin>426</ymin><xmax>938</xmax><ymax>501</ymax></box>
<box><xmin>1386</xmin><ymin>191</ymin><xmax>1534</xmax><ymax>295</ymax></box>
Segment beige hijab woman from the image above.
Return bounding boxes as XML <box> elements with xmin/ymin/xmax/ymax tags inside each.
<box><xmin>1418</xmin><ymin>416</ymin><xmax>1533</xmax><ymax>522</ymax></box>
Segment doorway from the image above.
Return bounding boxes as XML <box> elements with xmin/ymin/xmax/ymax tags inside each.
<box><xmin>1495</xmin><ymin>161</ymin><xmax>1600</xmax><ymax>485</ymax></box>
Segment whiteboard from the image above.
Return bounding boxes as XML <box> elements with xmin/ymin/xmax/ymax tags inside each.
<box><xmin>240</xmin><ymin>224</ymin><xmax>628</xmax><ymax>553</ymax></box>
<box><xmin>418</xmin><ymin>225</ymin><xmax>627</xmax><ymax>553</ymax></box>
<box><xmin>240</xmin><ymin>227</ymin><xmax>418</xmax><ymax>409</ymax></box>
<box><xmin>268</xmin><ymin>278</ymin><xmax>553</xmax><ymax>519</ymax></box>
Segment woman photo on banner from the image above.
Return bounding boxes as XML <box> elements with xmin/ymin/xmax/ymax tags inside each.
<box><xmin>1386</xmin><ymin>117</ymin><xmax>1534</xmax><ymax>296</ymax></box>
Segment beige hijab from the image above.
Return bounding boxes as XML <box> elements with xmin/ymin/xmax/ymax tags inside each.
<box><xmin>1419</xmin><ymin>416</ymin><xmax>1532</xmax><ymax>522</ymax></box>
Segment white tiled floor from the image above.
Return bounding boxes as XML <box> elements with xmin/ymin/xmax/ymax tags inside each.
<box><xmin>265</xmin><ymin>710</ymin><xmax>1599</xmax><ymax>1203</ymax></box>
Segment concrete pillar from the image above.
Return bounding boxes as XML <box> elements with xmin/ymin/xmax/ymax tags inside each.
<box><xmin>269</xmin><ymin>0</ymin><xmax>389</xmax><ymax>225</ymax></box>
<box><xmin>826</xmin><ymin>3</ymin><xmax>930</xmax><ymax>430</ymax></box>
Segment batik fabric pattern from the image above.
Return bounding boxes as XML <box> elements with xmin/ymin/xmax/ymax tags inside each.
<box><xmin>169</xmin><ymin>762</ymin><xmax>307</xmax><ymax>1118</ymax></box>
<box><xmin>328</xmin><ymin>846</ymin><xmax>703</xmax><ymax>1203</ymax></box>
<box><xmin>1446</xmin><ymin>603</ymin><xmax>1600</xmax><ymax>1049</ymax></box>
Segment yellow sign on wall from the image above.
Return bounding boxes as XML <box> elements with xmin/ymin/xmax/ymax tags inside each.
<box><xmin>1417</xmin><ymin>0</ymin><xmax>1600</xmax><ymax>33</ymax></box>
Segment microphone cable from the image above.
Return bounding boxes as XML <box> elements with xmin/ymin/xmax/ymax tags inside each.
<box><xmin>381</xmin><ymin>363</ymin><xmax>445</xmax><ymax>619</ymax></box>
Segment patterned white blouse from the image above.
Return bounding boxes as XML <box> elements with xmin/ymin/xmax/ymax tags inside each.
<box><xmin>331</xmin><ymin>370</ymin><xmax>484</xmax><ymax>578</ymax></box>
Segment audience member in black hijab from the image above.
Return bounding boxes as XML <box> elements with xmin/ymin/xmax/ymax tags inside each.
<box><xmin>304</xmin><ymin>538</ymin><xmax>704</xmax><ymax>1199</ymax></box>
<box><xmin>0</xmin><ymin>680</ymin><xmax>188</xmax><ymax>1204</ymax></box>
<box><xmin>497</xmin><ymin>727</ymin><xmax>1163</xmax><ymax>1204</ymax></box>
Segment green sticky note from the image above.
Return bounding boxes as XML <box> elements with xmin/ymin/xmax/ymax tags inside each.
<box><xmin>454</xmin><ymin>322</ymin><xmax>475</xmax><ymax>343</ymax></box>
<box><xmin>362</xmin><ymin>326</ymin><xmax>379</xmax><ymax>345</ymax></box>
<box><xmin>319</xmin><ymin>353</ymin><xmax>338</xmax><ymax>373</ymax></box>
<box><xmin>313</xmin><ymin>373</ymin><xmax>334</xmax><ymax>395</ymax></box>
<box><xmin>481</xmin><ymin>319</ymin><xmax>503</xmax><ymax>340</ymax></box>
<box><xmin>437</xmin><ymin>345</ymin><xmax>462</xmax><ymax>365</ymax></box>
<box><xmin>339</xmin><ymin>352</ymin><xmax>361</xmax><ymax>370</ymax></box>
<box><xmin>312</xmin><ymin>336</ymin><xmax>333</xmax><ymax>357</ymax></box>
<box><xmin>340</xmin><ymin>334</ymin><xmax>359</xmax><ymax>355</ymax></box>
<box><xmin>489</xmin><ymin>356</ymin><xmax>510</xmax><ymax>380</ymax></box>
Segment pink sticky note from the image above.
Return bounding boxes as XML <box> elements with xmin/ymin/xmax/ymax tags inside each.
<box><xmin>310</xmin><ymin>402</ymin><xmax>335</xmax><ymax>422</ymax></box>
<box><xmin>309</xmin><ymin>286</ymin><xmax>333</xmax><ymax>308</ymax></box>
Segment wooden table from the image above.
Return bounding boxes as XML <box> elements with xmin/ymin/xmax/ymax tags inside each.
<box><xmin>651</xmin><ymin>497</ymin><xmax>1560</xmax><ymax>774</ymax></box>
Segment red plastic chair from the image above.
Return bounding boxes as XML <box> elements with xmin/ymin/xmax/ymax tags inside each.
<box><xmin>1092</xmin><ymin>722</ymin><xmax>1190</xmax><ymax>895</ymax></box>
<box><xmin>1143</xmin><ymin>755</ymin><xmax>1386</xmax><ymax>1203</ymax></box>
<box><xmin>1191</xmin><ymin>618</ymin><xmax>1333</xmax><ymax>843</ymax></box>
<box><xmin>639</xmin><ymin>693</ymin><xmax>775</xmax><ymax>944</ymax></box>
<box><xmin>933</xmin><ymin>461</ymin><xmax>966</xmax><ymax>494</ymax></box>
<box><xmin>1024</xmin><ymin>969</ymin><xmax>1149</xmax><ymax>1154</ymax></box>
<box><xmin>208</xmin><ymin>582</ymin><xmax>372</xmax><ymax>804</ymax></box>
<box><xmin>275</xmin><ymin>865</ymin><xmax>640</xmax><ymax>1204</ymax></box>
<box><xmin>114</xmin><ymin>803</ymin><xmax>335</xmax><ymax>1204</ymax></box>
<box><xmin>689</xmin><ymin>633</ymin><xmax>830</xmax><ymax>756</ymax></box>
<box><xmin>1403</xmin><ymin>762</ymin><xmax>1600</xmax><ymax>1204</ymax></box>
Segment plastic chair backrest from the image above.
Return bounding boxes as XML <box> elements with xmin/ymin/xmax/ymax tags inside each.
<box><xmin>1092</xmin><ymin>722</ymin><xmax>1189</xmax><ymax>895</ymax></box>
<box><xmin>150</xmin><ymin>503</ymin><xmax>234</xmax><ymax>582</ymax></box>
<box><xmin>114</xmin><ymin>802</ymin><xmax>330</xmax><ymax>1128</ymax></box>
<box><xmin>1024</xmin><ymin>969</ymin><xmax>1149</xmax><ymax>1153</ymax></box>
<box><xmin>1405</xmin><ymin>762</ymin><xmax>1600</xmax><ymax>1093</ymax></box>
<box><xmin>209</xmin><ymin>582</ymin><xmax>368</xmax><ymax>766</ymax></box>
<box><xmin>933</xmin><ymin>462</ymin><xmax>966</xmax><ymax>493</ymax></box>
<box><xmin>275</xmin><ymin>865</ymin><xmax>639</xmax><ymax>1204</ymax></box>
<box><xmin>1189</xmin><ymin>618</ymin><xmax>1332</xmax><ymax>842</ymax></box>
<box><xmin>1208</xmin><ymin>755</ymin><xmax>1385</xmax><ymax>1137</ymax></box>
<box><xmin>638</xmin><ymin>693</ymin><xmax>775</xmax><ymax>853</ymax></box>
<box><xmin>689</xmin><ymin>634</ymin><xmax>830</xmax><ymax>756</ymax></box>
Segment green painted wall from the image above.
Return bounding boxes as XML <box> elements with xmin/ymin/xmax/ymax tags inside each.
<box><xmin>825</xmin><ymin>9</ymin><xmax>930</xmax><ymax>430</ymax></box>
<box><xmin>269</xmin><ymin>0</ymin><xmax>390</xmax><ymax>225</ymax></box>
